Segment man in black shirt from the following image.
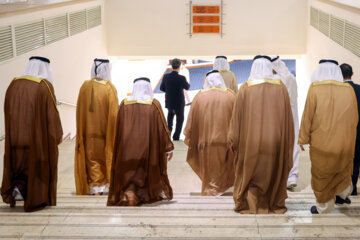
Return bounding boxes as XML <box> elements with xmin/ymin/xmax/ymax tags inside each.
<box><xmin>160</xmin><ymin>59</ymin><xmax>190</xmax><ymax>140</ymax></box>
<box><xmin>341</xmin><ymin>63</ymin><xmax>360</xmax><ymax>195</ymax></box>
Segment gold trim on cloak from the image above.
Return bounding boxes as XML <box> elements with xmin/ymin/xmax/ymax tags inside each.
<box><xmin>124</xmin><ymin>98</ymin><xmax>154</xmax><ymax>105</ymax></box>
<box><xmin>201</xmin><ymin>87</ymin><xmax>228</xmax><ymax>93</ymax></box>
<box><xmin>92</xmin><ymin>78</ymin><xmax>108</xmax><ymax>85</ymax></box>
<box><xmin>247</xmin><ymin>78</ymin><xmax>281</xmax><ymax>87</ymax></box>
<box><xmin>312</xmin><ymin>80</ymin><xmax>352</xmax><ymax>87</ymax></box>
<box><xmin>13</xmin><ymin>75</ymin><xmax>57</xmax><ymax>108</ymax></box>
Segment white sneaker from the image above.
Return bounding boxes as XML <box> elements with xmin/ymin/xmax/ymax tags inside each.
<box><xmin>287</xmin><ymin>182</ymin><xmax>297</xmax><ymax>190</ymax></box>
<box><xmin>12</xmin><ymin>187</ymin><xmax>24</xmax><ymax>201</ymax></box>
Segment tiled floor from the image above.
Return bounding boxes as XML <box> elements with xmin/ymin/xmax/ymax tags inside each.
<box><xmin>0</xmin><ymin>140</ymin><xmax>359</xmax><ymax>239</ymax></box>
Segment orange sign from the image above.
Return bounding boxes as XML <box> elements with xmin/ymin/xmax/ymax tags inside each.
<box><xmin>193</xmin><ymin>6</ymin><xmax>220</xmax><ymax>14</ymax></box>
<box><xmin>193</xmin><ymin>25</ymin><xmax>220</xmax><ymax>33</ymax></box>
<box><xmin>193</xmin><ymin>15</ymin><xmax>219</xmax><ymax>24</ymax></box>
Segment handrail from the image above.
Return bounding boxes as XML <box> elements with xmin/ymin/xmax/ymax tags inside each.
<box><xmin>57</xmin><ymin>100</ymin><xmax>76</xmax><ymax>107</ymax></box>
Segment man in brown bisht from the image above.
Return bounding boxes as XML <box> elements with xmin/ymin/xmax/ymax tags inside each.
<box><xmin>299</xmin><ymin>60</ymin><xmax>358</xmax><ymax>214</ymax></box>
<box><xmin>184</xmin><ymin>70</ymin><xmax>235</xmax><ymax>196</ymax></box>
<box><xmin>228</xmin><ymin>55</ymin><xmax>294</xmax><ymax>214</ymax></box>
<box><xmin>107</xmin><ymin>77</ymin><xmax>174</xmax><ymax>206</ymax></box>
<box><xmin>1</xmin><ymin>56</ymin><xmax>63</xmax><ymax>212</ymax></box>
<box><xmin>75</xmin><ymin>58</ymin><xmax>118</xmax><ymax>195</ymax></box>
<box><xmin>213</xmin><ymin>56</ymin><xmax>238</xmax><ymax>93</ymax></box>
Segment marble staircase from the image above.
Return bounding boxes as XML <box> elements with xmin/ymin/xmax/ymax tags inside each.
<box><xmin>0</xmin><ymin>140</ymin><xmax>360</xmax><ymax>239</ymax></box>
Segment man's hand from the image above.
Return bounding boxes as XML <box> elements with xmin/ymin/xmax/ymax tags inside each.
<box><xmin>300</xmin><ymin>145</ymin><xmax>305</xmax><ymax>151</ymax></box>
<box><xmin>167</xmin><ymin>152</ymin><xmax>173</xmax><ymax>161</ymax></box>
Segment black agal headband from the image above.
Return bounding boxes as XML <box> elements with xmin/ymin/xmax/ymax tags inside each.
<box><xmin>253</xmin><ymin>55</ymin><xmax>271</xmax><ymax>61</ymax></box>
<box><xmin>206</xmin><ymin>70</ymin><xmax>219</xmax><ymax>77</ymax></box>
<box><xmin>29</xmin><ymin>56</ymin><xmax>50</xmax><ymax>63</ymax></box>
<box><xmin>216</xmin><ymin>56</ymin><xmax>227</xmax><ymax>60</ymax></box>
<box><xmin>271</xmin><ymin>56</ymin><xmax>280</xmax><ymax>62</ymax></box>
<box><xmin>94</xmin><ymin>58</ymin><xmax>109</xmax><ymax>75</ymax></box>
<box><xmin>319</xmin><ymin>59</ymin><xmax>339</xmax><ymax>65</ymax></box>
<box><xmin>134</xmin><ymin>77</ymin><xmax>150</xmax><ymax>83</ymax></box>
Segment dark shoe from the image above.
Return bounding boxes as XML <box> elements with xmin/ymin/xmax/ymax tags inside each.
<box><xmin>351</xmin><ymin>187</ymin><xmax>357</xmax><ymax>196</ymax></box>
<box><xmin>173</xmin><ymin>138</ymin><xmax>179</xmax><ymax>141</ymax></box>
<box><xmin>310</xmin><ymin>205</ymin><xmax>319</xmax><ymax>214</ymax></box>
<box><xmin>335</xmin><ymin>196</ymin><xmax>351</xmax><ymax>204</ymax></box>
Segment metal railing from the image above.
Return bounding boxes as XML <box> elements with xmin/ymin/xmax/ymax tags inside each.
<box><xmin>57</xmin><ymin>100</ymin><xmax>76</xmax><ymax>107</ymax></box>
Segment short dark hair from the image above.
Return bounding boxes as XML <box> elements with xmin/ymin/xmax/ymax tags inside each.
<box><xmin>340</xmin><ymin>63</ymin><xmax>353</xmax><ymax>79</ymax></box>
<box><xmin>171</xmin><ymin>58</ymin><xmax>181</xmax><ymax>69</ymax></box>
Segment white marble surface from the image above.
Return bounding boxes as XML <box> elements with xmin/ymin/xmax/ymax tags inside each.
<box><xmin>0</xmin><ymin>140</ymin><xmax>360</xmax><ymax>239</ymax></box>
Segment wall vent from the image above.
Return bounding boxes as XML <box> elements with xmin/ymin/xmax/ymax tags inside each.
<box><xmin>0</xmin><ymin>26</ymin><xmax>14</xmax><ymax>62</ymax></box>
<box><xmin>0</xmin><ymin>5</ymin><xmax>101</xmax><ymax>63</ymax></box>
<box><xmin>45</xmin><ymin>14</ymin><xmax>68</xmax><ymax>45</ymax></box>
<box><xmin>69</xmin><ymin>10</ymin><xmax>87</xmax><ymax>36</ymax></box>
<box><xmin>311</xmin><ymin>6</ymin><xmax>360</xmax><ymax>59</ymax></box>
<box><xmin>310</xmin><ymin>7</ymin><xmax>319</xmax><ymax>29</ymax></box>
<box><xmin>87</xmin><ymin>6</ymin><xmax>101</xmax><ymax>29</ymax></box>
<box><xmin>344</xmin><ymin>21</ymin><xmax>360</xmax><ymax>57</ymax></box>
<box><xmin>15</xmin><ymin>19</ymin><xmax>45</xmax><ymax>56</ymax></box>
<box><xmin>330</xmin><ymin>15</ymin><xmax>345</xmax><ymax>46</ymax></box>
<box><xmin>318</xmin><ymin>10</ymin><xmax>330</xmax><ymax>36</ymax></box>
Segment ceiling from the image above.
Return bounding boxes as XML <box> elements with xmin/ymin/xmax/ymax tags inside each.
<box><xmin>0</xmin><ymin>0</ymin><xmax>81</xmax><ymax>14</ymax></box>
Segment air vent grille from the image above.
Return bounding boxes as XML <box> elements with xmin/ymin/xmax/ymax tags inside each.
<box><xmin>45</xmin><ymin>14</ymin><xmax>68</xmax><ymax>44</ymax></box>
<box><xmin>0</xmin><ymin>26</ymin><xmax>14</xmax><ymax>62</ymax></box>
<box><xmin>319</xmin><ymin>11</ymin><xmax>330</xmax><ymax>36</ymax></box>
<box><xmin>69</xmin><ymin>10</ymin><xmax>87</xmax><ymax>36</ymax></box>
<box><xmin>311</xmin><ymin>6</ymin><xmax>360</xmax><ymax>59</ymax></box>
<box><xmin>87</xmin><ymin>6</ymin><xmax>101</xmax><ymax>28</ymax></box>
<box><xmin>330</xmin><ymin>15</ymin><xmax>344</xmax><ymax>46</ymax></box>
<box><xmin>344</xmin><ymin>21</ymin><xmax>360</xmax><ymax>57</ymax></box>
<box><xmin>310</xmin><ymin>7</ymin><xmax>319</xmax><ymax>29</ymax></box>
<box><xmin>15</xmin><ymin>20</ymin><xmax>45</xmax><ymax>56</ymax></box>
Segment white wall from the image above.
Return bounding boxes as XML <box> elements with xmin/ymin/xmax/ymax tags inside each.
<box><xmin>104</xmin><ymin>0</ymin><xmax>307</xmax><ymax>57</ymax></box>
<box><xmin>0</xmin><ymin>0</ymin><xmax>107</xmax><ymax>137</ymax></box>
<box><xmin>307</xmin><ymin>0</ymin><xmax>360</xmax><ymax>83</ymax></box>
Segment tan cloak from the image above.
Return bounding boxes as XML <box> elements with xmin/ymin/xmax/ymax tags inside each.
<box><xmin>75</xmin><ymin>79</ymin><xmax>119</xmax><ymax>195</ymax></box>
<box><xmin>228</xmin><ymin>79</ymin><xmax>294</xmax><ymax>214</ymax></box>
<box><xmin>298</xmin><ymin>80</ymin><xmax>358</xmax><ymax>203</ymax></box>
<box><xmin>220</xmin><ymin>71</ymin><xmax>238</xmax><ymax>93</ymax></box>
<box><xmin>184</xmin><ymin>87</ymin><xmax>235</xmax><ymax>195</ymax></box>
<box><xmin>107</xmin><ymin>98</ymin><xmax>174</xmax><ymax>206</ymax></box>
<box><xmin>1</xmin><ymin>76</ymin><xmax>63</xmax><ymax>212</ymax></box>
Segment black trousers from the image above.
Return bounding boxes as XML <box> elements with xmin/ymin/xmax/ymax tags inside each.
<box><xmin>352</xmin><ymin>146</ymin><xmax>360</xmax><ymax>195</ymax></box>
<box><xmin>167</xmin><ymin>107</ymin><xmax>184</xmax><ymax>140</ymax></box>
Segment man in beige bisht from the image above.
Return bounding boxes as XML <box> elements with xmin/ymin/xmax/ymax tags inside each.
<box><xmin>107</xmin><ymin>78</ymin><xmax>174</xmax><ymax>206</ymax></box>
<box><xmin>213</xmin><ymin>56</ymin><xmax>238</xmax><ymax>93</ymax></box>
<box><xmin>184</xmin><ymin>70</ymin><xmax>235</xmax><ymax>196</ymax></box>
<box><xmin>272</xmin><ymin>56</ymin><xmax>300</xmax><ymax>189</ymax></box>
<box><xmin>228</xmin><ymin>55</ymin><xmax>294</xmax><ymax>214</ymax></box>
<box><xmin>75</xmin><ymin>58</ymin><xmax>119</xmax><ymax>195</ymax></box>
<box><xmin>298</xmin><ymin>59</ymin><xmax>358</xmax><ymax>214</ymax></box>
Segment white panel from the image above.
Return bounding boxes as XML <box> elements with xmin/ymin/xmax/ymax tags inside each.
<box><xmin>15</xmin><ymin>19</ymin><xmax>45</xmax><ymax>56</ymax></box>
<box><xmin>318</xmin><ymin>10</ymin><xmax>330</xmax><ymax>36</ymax></box>
<box><xmin>330</xmin><ymin>15</ymin><xmax>344</xmax><ymax>46</ymax></box>
<box><xmin>0</xmin><ymin>25</ymin><xmax>13</xmax><ymax>62</ymax></box>
<box><xmin>69</xmin><ymin>10</ymin><xmax>87</xmax><ymax>36</ymax></box>
<box><xmin>344</xmin><ymin>21</ymin><xmax>360</xmax><ymax>57</ymax></box>
<box><xmin>45</xmin><ymin>14</ymin><xmax>68</xmax><ymax>44</ymax></box>
<box><xmin>87</xmin><ymin>6</ymin><xmax>101</xmax><ymax>29</ymax></box>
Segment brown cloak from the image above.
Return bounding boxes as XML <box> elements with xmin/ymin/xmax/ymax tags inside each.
<box><xmin>298</xmin><ymin>80</ymin><xmax>358</xmax><ymax>203</ymax></box>
<box><xmin>184</xmin><ymin>87</ymin><xmax>235</xmax><ymax>195</ymax></box>
<box><xmin>107</xmin><ymin>98</ymin><xmax>174</xmax><ymax>206</ymax></box>
<box><xmin>228</xmin><ymin>79</ymin><xmax>294</xmax><ymax>214</ymax></box>
<box><xmin>220</xmin><ymin>71</ymin><xmax>238</xmax><ymax>94</ymax></box>
<box><xmin>75</xmin><ymin>79</ymin><xmax>119</xmax><ymax>195</ymax></box>
<box><xmin>1</xmin><ymin>76</ymin><xmax>63</xmax><ymax>212</ymax></box>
